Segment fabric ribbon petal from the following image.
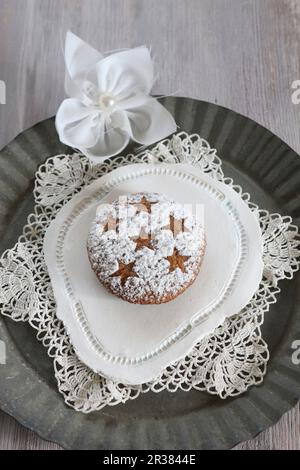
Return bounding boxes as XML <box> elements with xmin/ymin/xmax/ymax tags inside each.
<box><xmin>55</xmin><ymin>98</ymin><xmax>102</xmax><ymax>148</ymax></box>
<box><xmin>126</xmin><ymin>97</ymin><xmax>177</xmax><ymax>145</ymax></box>
<box><xmin>82</xmin><ymin>109</ymin><xmax>131</xmax><ymax>162</ymax></box>
<box><xmin>64</xmin><ymin>31</ymin><xmax>103</xmax><ymax>98</ymax></box>
<box><xmin>95</xmin><ymin>47</ymin><xmax>153</xmax><ymax>102</ymax></box>
<box><xmin>65</xmin><ymin>31</ymin><xmax>103</xmax><ymax>81</ymax></box>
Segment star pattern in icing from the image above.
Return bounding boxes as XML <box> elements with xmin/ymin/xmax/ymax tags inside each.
<box><xmin>163</xmin><ymin>215</ymin><xmax>190</xmax><ymax>238</ymax></box>
<box><xmin>131</xmin><ymin>228</ymin><xmax>153</xmax><ymax>251</ymax></box>
<box><xmin>130</xmin><ymin>196</ymin><xmax>158</xmax><ymax>214</ymax></box>
<box><xmin>111</xmin><ymin>261</ymin><xmax>137</xmax><ymax>286</ymax></box>
<box><xmin>166</xmin><ymin>248</ymin><xmax>190</xmax><ymax>273</ymax></box>
<box><xmin>102</xmin><ymin>215</ymin><xmax>118</xmax><ymax>232</ymax></box>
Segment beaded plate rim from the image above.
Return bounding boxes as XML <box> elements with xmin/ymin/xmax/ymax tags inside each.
<box><xmin>45</xmin><ymin>165</ymin><xmax>252</xmax><ymax>373</ymax></box>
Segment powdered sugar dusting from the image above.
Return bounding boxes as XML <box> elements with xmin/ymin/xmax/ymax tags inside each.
<box><xmin>87</xmin><ymin>192</ymin><xmax>206</xmax><ymax>303</ymax></box>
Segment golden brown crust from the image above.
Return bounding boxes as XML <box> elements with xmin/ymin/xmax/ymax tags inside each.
<box><xmin>88</xmin><ymin>240</ymin><xmax>206</xmax><ymax>305</ymax></box>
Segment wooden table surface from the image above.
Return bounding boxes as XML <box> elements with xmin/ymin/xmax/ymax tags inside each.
<box><xmin>0</xmin><ymin>0</ymin><xmax>299</xmax><ymax>450</ymax></box>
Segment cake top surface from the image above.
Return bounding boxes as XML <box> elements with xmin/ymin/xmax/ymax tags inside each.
<box><xmin>87</xmin><ymin>192</ymin><xmax>205</xmax><ymax>302</ymax></box>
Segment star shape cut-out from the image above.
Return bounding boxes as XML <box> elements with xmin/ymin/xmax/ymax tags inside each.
<box><xmin>101</xmin><ymin>215</ymin><xmax>118</xmax><ymax>233</ymax></box>
<box><xmin>163</xmin><ymin>215</ymin><xmax>190</xmax><ymax>238</ymax></box>
<box><xmin>130</xmin><ymin>228</ymin><xmax>153</xmax><ymax>251</ymax></box>
<box><xmin>111</xmin><ymin>261</ymin><xmax>137</xmax><ymax>286</ymax></box>
<box><xmin>130</xmin><ymin>196</ymin><xmax>158</xmax><ymax>214</ymax></box>
<box><xmin>166</xmin><ymin>248</ymin><xmax>190</xmax><ymax>273</ymax></box>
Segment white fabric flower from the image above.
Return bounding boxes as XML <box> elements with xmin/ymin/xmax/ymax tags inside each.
<box><xmin>55</xmin><ymin>32</ymin><xmax>177</xmax><ymax>162</ymax></box>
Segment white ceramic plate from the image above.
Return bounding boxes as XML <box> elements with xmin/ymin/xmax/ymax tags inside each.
<box><xmin>44</xmin><ymin>164</ymin><xmax>263</xmax><ymax>384</ymax></box>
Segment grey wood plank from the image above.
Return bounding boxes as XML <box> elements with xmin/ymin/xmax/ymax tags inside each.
<box><xmin>0</xmin><ymin>410</ymin><xmax>62</xmax><ymax>450</ymax></box>
<box><xmin>0</xmin><ymin>0</ymin><xmax>299</xmax><ymax>450</ymax></box>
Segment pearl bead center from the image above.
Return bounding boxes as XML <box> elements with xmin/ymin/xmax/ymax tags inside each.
<box><xmin>98</xmin><ymin>94</ymin><xmax>116</xmax><ymax>111</ymax></box>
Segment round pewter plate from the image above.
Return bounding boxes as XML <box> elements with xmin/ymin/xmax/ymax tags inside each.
<box><xmin>0</xmin><ymin>97</ymin><xmax>299</xmax><ymax>450</ymax></box>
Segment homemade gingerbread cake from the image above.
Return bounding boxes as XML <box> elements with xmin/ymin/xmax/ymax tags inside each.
<box><xmin>87</xmin><ymin>192</ymin><xmax>206</xmax><ymax>304</ymax></box>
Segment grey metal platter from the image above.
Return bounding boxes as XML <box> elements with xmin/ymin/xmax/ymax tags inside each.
<box><xmin>0</xmin><ymin>97</ymin><xmax>299</xmax><ymax>450</ymax></box>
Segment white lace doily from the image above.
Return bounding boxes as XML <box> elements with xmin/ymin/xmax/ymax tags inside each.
<box><xmin>0</xmin><ymin>132</ymin><xmax>299</xmax><ymax>413</ymax></box>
